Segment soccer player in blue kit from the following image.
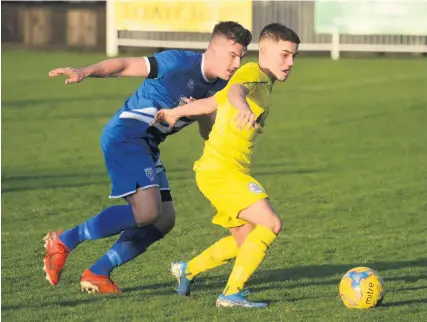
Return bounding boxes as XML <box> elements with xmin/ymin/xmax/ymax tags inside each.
<box><xmin>43</xmin><ymin>22</ymin><xmax>252</xmax><ymax>293</ymax></box>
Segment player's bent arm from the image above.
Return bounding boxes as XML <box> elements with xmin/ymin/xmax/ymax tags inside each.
<box><xmin>228</xmin><ymin>84</ymin><xmax>251</xmax><ymax>110</ymax></box>
<box><xmin>172</xmin><ymin>97</ymin><xmax>218</xmax><ymax>119</ymax></box>
<box><xmin>228</xmin><ymin>84</ymin><xmax>258</xmax><ymax>130</ymax></box>
<box><xmin>152</xmin><ymin>97</ymin><xmax>218</xmax><ymax>129</ymax></box>
<box><xmin>82</xmin><ymin>57</ymin><xmax>150</xmax><ymax>78</ymax></box>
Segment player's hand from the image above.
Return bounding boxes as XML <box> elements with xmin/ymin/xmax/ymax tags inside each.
<box><xmin>48</xmin><ymin>67</ymin><xmax>86</xmax><ymax>85</ymax></box>
<box><xmin>150</xmin><ymin>109</ymin><xmax>179</xmax><ymax>130</ymax></box>
<box><xmin>233</xmin><ymin>106</ymin><xmax>260</xmax><ymax>131</ymax></box>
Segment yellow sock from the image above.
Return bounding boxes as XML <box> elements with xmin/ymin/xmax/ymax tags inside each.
<box><xmin>186</xmin><ymin>236</ymin><xmax>238</xmax><ymax>279</ymax></box>
<box><xmin>223</xmin><ymin>225</ymin><xmax>277</xmax><ymax>295</ymax></box>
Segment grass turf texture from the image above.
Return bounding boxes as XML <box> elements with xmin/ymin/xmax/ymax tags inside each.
<box><xmin>2</xmin><ymin>50</ymin><xmax>427</xmax><ymax>321</ymax></box>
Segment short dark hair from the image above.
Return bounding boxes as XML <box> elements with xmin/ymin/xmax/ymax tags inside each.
<box><xmin>259</xmin><ymin>23</ymin><xmax>300</xmax><ymax>44</ymax></box>
<box><xmin>211</xmin><ymin>21</ymin><xmax>252</xmax><ymax>47</ymax></box>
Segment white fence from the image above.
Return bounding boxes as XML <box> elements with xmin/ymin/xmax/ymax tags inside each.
<box><xmin>106</xmin><ymin>1</ymin><xmax>427</xmax><ymax>59</ymax></box>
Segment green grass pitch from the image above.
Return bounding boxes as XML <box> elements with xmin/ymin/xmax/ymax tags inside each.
<box><xmin>2</xmin><ymin>49</ymin><xmax>427</xmax><ymax>321</ymax></box>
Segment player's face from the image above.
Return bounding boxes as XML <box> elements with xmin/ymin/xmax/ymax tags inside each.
<box><xmin>213</xmin><ymin>37</ymin><xmax>247</xmax><ymax>80</ymax></box>
<box><xmin>263</xmin><ymin>40</ymin><xmax>298</xmax><ymax>82</ymax></box>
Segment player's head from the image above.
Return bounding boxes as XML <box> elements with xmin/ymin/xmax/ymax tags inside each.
<box><xmin>207</xmin><ymin>21</ymin><xmax>252</xmax><ymax>80</ymax></box>
<box><xmin>258</xmin><ymin>23</ymin><xmax>300</xmax><ymax>82</ymax></box>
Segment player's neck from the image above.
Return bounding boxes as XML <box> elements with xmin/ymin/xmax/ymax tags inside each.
<box><xmin>258</xmin><ymin>62</ymin><xmax>276</xmax><ymax>83</ymax></box>
<box><xmin>202</xmin><ymin>51</ymin><xmax>218</xmax><ymax>81</ymax></box>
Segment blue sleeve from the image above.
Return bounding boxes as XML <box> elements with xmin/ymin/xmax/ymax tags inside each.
<box><xmin>152</xmin><ymin>50</ymin><xmax>199</xmax><ymax>79</ymax></box>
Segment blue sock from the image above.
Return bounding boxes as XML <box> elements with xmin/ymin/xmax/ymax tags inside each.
<box><xmin>59</xmin><ymin>205</ymin><xmax>137</xmax><ymax>250</ymax></box>
<box><xmin>89</xmin><ymin>225</ymin><xmax>164</xmax><ymax>276</ymax></box>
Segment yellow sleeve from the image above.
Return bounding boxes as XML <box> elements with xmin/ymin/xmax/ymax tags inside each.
<box><xmin>214</xmin><ymin>63</ymin><xmax>261</xmax><ymax>104</ymax></box>
<box><xmin>227</xmin><ymin>63</ymin><xmax>261</xmax><ymax>94</ymax></box>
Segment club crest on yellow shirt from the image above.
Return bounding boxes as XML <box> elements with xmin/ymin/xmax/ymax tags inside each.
<box><xmin>248</xmin><ymin>182</ymin><xmax>263</xmax><ymax>193</ymax></box>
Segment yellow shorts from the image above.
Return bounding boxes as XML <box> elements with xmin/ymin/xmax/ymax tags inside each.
<box><xmin>195</xmin><ymin>170</ymin><xmax>269</xmax><ymax>228</ymax></box>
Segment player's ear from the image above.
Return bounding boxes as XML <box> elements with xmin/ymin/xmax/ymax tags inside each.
<box><xmin>258</xmin><ymin>42</ymin><xmax>267</xmax><ymax>57</ymax></box>
<box><xmin>208</xmin><ymin>41</ymin><xmax>217</xmax><ymax>56</ymax></box>
<box><xmin>209</xmin><ymin>36</ymin><xmax>219</xmax><ymax>51</ymax></box>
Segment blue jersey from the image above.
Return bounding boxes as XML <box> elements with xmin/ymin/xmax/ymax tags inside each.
<box><xmin>108</xmin><ymin>50</ymin><xmax>227</xmax><ymax>149</ymax></box>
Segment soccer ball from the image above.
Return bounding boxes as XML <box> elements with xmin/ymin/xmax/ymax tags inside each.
<box><xmin>339</xmin><ymin>267</ymin><xmax>385</xmax><ymax>309</ymax></box>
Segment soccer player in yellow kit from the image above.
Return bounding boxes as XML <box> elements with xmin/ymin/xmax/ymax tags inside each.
<box><xmin>152</xmin><ymin>23</ymin><xmax>300</xmax><ymax>308</ymax></box>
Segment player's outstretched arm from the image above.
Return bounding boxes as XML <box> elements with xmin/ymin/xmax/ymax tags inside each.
<box><xmin>228</xmin><ymin>84</ymin><xmax>258</xmax><ymax>130</ymax></box>
<box><xmin>48</xmin><ymin>57</ymin><xmax>149</xmax><ymax>84</ymax></box>
<box><xmin>151</xmin><ymin>97</ymin><xmax>218</xmax><ymax>130</ymax></box>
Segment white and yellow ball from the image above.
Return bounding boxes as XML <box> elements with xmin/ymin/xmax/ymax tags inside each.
<box><xmin>339</xmin><ymin>267</ymin><xmax>385</xmax><ymax>309</ymax></box>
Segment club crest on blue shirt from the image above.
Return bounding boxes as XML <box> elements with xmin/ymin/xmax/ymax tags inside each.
<box><xmin>187</xmin><ymin>79</ymin><xmax>195</xmax><ymax>90</ymax></box>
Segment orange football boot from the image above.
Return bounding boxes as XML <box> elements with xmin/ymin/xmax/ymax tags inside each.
<box><xmin>43</xmin><ymin>230</ymin><xmax>70</xmax><ymax>286</ymax></box>
<box><xmin>80</xmin><ymin>269</ymin><xmax>121</xmax><ymax>294</ymax></box>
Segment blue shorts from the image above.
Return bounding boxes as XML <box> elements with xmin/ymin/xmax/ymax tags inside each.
<box><xmin>101</xmin><ymin>120</ymin><xmax>170</xmax><ymax>199</ymax></box>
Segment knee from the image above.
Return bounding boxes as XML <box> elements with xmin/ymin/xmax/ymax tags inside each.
<box><xmin>133</xmin><ymin>202</ymin><xmax>162</xmax><ymax>227</ymax></box>
<box><xmin>154</xmin><ymin>209</ymin><xmax>176</xmax><ymax>235</ymax></box>
<box><xmin>272</xmin><ymin>215</ymin><xmax>282</xmax><ymax>235</ymax></box>
<box><xmin>159</xmin><ymin>215</ymin><xmax>175</xmax><ymax>235</ymax></box>
<box><xmin>265</xmin><ymin>214</ymin><xmax>282</xmax><ymax>235</ymax></box>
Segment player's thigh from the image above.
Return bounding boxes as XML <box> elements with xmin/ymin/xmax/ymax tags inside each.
<box><xmin>238</xmin><ymin>198</ymin><xmax>282</xmax><ymax>234</ymax></box>
<box><xmin>102</xmin><ymin>133</ymin><xmax>163</xmax><ymax>224</ymax></box>
<box><xmin>196</xmin><ymin>171</ymin><xmax>269</xmax><ymax>228</ymax></box>
<box><xmin>150</xmin><ymin>164</ymin><xmax>176</xmax><ymax>234</ymax></box>
<box><xmin>195</xmin><ymin>171</ymin><xmax>246</xmax><ymax>228</ymax></box>
<box><xmin>102</xmin><ymin>135</ymin><xmax>161</xmax><ymax>198</ymax></box>
<box><xmin>229</xmin><ymin>223</ymin><xmax>255</xmax><ymax>247</ymax></box>
<box><xmin>126</xmin><ymin>187</ymin><xmax>162</xmax><ymax>226</ymax></box>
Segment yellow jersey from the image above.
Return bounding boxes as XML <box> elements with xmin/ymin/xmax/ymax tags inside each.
<box><xmin>194</xmin><ymin>62</ymin><xmax>273</xmax><ymax>173</ymax></box>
